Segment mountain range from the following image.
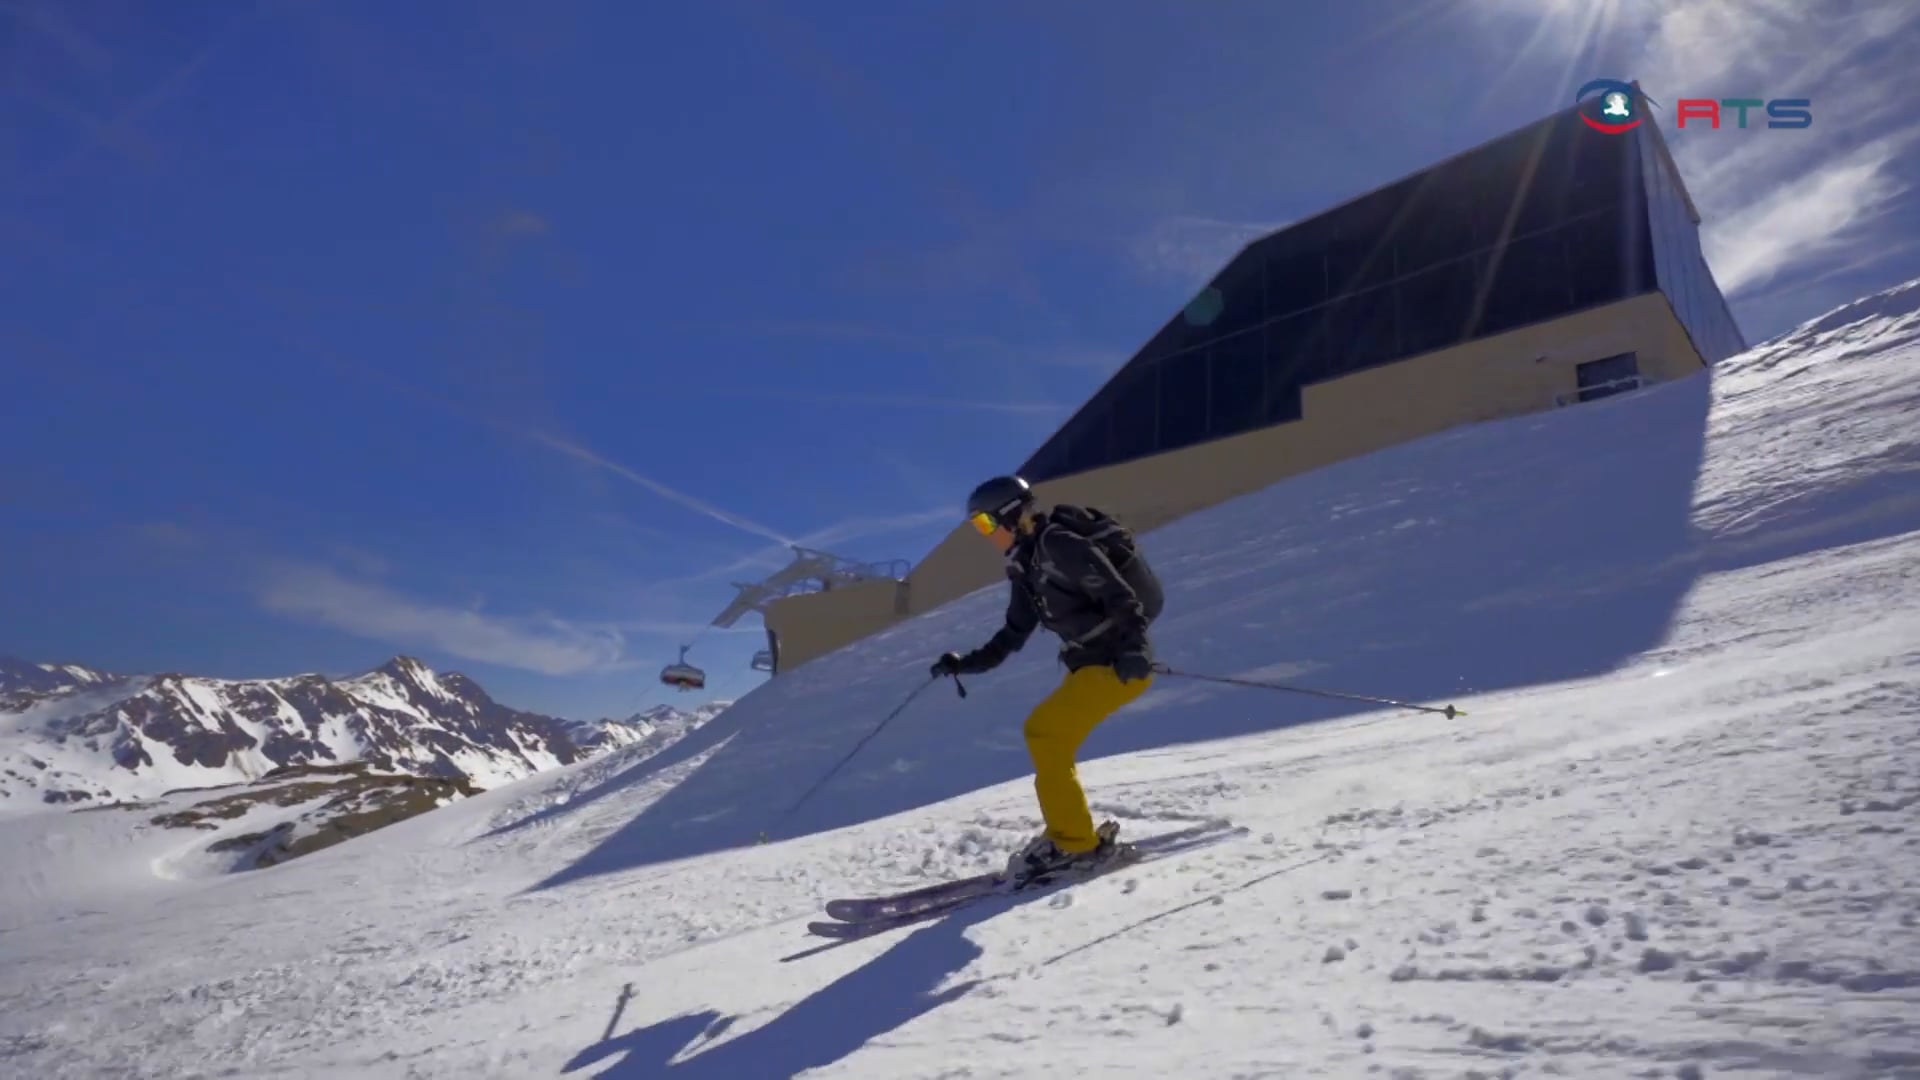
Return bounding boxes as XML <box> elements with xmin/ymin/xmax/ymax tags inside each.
<box><xmin>0</xmin><ymin>654</ymin><xmax>726</xmax><ymax>813</ymax></box>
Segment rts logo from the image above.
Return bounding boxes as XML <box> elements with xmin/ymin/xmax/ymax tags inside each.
<box><xmin>1575</xmin><ymin>78</ymin><xmax>1650</xmax><ymax>134</ymax></box>
<box><xmin>1676</xmin><ymin>97</ymin><xmax>1812</xmax><ymax>130</ymax></box>
<box><xmin>1574</xmin><ymin>78</ymin><xmax>1812</xmax><ymax>132</ymax></box>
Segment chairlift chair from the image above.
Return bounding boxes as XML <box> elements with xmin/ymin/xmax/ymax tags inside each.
<box><xmin>660</xmin><ymin>645</ymin><xmax>707</xmax><ymax>692</ymax></box>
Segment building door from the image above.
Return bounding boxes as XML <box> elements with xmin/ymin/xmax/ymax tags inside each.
<box><xmin>1575</xmin><ymin>352</ymin><xmax>1640</xmax><ymax>403</ymax></box>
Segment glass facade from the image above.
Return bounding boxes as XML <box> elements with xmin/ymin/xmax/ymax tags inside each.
<box><xmin>1635</xmin><ymin>123</ymin><xmax>1748</xmax><ymax>365</ymax></box>
<box><xmin>1021</xmin><ymin>106</ymin><xmax>1679</xmax><ymax>484</ymax></box>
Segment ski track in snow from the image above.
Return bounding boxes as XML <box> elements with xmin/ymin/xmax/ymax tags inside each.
<box><xmin>3</xmin><ymin>285</ymin><xmax>1920</xmax><ymax>1078</ymax></box>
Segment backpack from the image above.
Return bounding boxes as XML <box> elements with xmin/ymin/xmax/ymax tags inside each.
<box><xmin>1039</xmin><ymin>504</ymin><xmax>1165</xmax><ymax>623</ymax></box>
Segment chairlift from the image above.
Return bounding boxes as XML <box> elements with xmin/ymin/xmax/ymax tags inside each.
<box><xmin>751</xmin><ymin>628</ymin><xmax>779</xmax><ymax>675</ymax></box>
<box><xmin>660</xmin><ymin>645</ymin><xmax>707</xmax><ymax>692</ymax></box>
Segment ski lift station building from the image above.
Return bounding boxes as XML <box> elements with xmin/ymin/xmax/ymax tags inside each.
<box><xmin>748</xmin><ymin>92</ymin><xmax>1747</xmax><ymax>676</ymax></box>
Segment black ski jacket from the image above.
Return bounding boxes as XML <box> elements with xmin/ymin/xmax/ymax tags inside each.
<box><xmin>954</xmin><ymin>510</ymin><xmax>1153</xmax><ymax>675</ymax></box>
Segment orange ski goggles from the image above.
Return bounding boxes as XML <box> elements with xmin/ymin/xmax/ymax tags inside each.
<box><xmin>967</xmin><ymin>511</ymin><xmax>1001</xmax><ymax>536</ymax></box>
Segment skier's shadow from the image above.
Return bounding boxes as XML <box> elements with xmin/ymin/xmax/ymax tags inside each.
<box><xmin>564</xmin><ymin>887</ymin><xmax>1059</xmax><ymax>1078</ymax></box>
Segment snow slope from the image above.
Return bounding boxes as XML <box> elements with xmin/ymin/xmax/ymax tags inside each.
<box><xmin>2</xmin><ymin>280</ymin><xmax>1918</xmax><ymax>1078</ymax></box>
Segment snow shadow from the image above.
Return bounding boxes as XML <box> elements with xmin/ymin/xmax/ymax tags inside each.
<box><xmin>562</xmin><ymin>890</ymin><xmax>1051</xmax><ymax>1078</ymax></box>
<box><xmin>530</xmin><ymin>367</ymin><xmax>1740</xmax><ymax>890</ymax></box>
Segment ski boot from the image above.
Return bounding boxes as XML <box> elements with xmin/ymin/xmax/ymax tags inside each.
<box><xmin>1002</xmin><ymin>820</ymin><xmax>1129</xmax><ymax>888</ymax></box>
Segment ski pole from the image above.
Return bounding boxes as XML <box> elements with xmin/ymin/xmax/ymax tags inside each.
<box><xmin>780</xmin><ymin>673</ymin><xmax>965</xmax><ymax>820</ymax></box>
<box><xmin>1151</xmin><ymin>663</ymin><xmax>1465</xmax><ymax>719</ymax></box>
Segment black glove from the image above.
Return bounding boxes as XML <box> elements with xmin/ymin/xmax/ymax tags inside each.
<box><xmin>1112</xmin><ymin>649</ymin><xmax>1153</xmax><ymax>684</ymax></box>
<box><xmin>930</xmin><ymin>651</ymin><xmax>964</xmax><ymax>678</ymax></box>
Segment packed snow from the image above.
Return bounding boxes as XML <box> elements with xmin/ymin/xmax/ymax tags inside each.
<box><xmin>2</xmin><ymin>281</ymin><xmax>1918</xmax><ymax>1078</ymax></box>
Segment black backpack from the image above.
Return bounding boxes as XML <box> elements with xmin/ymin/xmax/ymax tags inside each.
<box><xmin>1039</xmin><ymin>504</ymin><xmax>1165</xmax><ymax>623</ymax></box>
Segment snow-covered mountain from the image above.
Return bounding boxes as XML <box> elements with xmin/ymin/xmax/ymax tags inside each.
<box><xmin>625</xmin><ymin>700</ymin><xmax>732</xmax><ymax>746</ymax></box>
<box><xmin>3</xmin><ymin>277</ymin><xmax>1917</xmax><ymax>1077</ymax></box>
<box><xmin>0</xmin><ymin>654</ymin><xmax>708</xmax><ymax>812</ymax></box>
<box><xmin>0</xmin><ymin>657</ymin><xmax>116</xmax><ymax>699</ymax></box>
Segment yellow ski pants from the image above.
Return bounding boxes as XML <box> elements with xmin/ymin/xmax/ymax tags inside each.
<box><xmin>1023</xmin><ymin>664</ymin><xmax>1153</xmax><ymax>853</ymax></box>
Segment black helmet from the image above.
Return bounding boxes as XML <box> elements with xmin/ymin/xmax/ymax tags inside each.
<box><xmin>966</xmin><ymin>474</ymin><xmax>1033</xmax><ymax>527</ymax></box>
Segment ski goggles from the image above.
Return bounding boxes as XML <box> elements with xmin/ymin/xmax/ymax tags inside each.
<box><xmin>967</xmin><ymin>511</ymin><xmax>1001</xmax><ymax>536</ymax></box>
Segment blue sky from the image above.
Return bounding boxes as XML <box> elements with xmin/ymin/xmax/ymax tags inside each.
<box><xmin>5</xmin><ymin>0</ymin><xmax>1917</xmax><ymax>721</ymax></box>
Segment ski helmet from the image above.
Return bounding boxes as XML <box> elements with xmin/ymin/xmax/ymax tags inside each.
<box><xmin>966</xmin><ymin>474</ymin><xmax>1033</xmax><ymax>532</ymax></box>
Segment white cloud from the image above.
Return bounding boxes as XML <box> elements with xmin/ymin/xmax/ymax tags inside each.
<box><xmin>1471</xmin><ymin>0</ymin><xmax>1920</xmax><ymax>300</ymax></box>
<box><xmin>255</xmin><ymin>561</ymin><xmax>627</xmax><ymax>676</ymax></box>
<box><xmin>328</xmin><ymin>543</ymin><xmax>391</xmax><ymax>577</ymax></box>
<box><xmin>1130</xmin><ymin>215</ymin><xmax>1285</xmax><ymax>281</ymax></box>
<box><xmin>1702</xmin><ymin>135</ymin><xmax>1913</xmax><ymax>296</ymax></box>
<box><xmin>1634</xmin><ymin>0</ymin><xmax>1913</xmax><ymax>105</ymax></box>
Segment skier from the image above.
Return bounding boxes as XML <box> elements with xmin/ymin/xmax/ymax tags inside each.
<box><xmin>930</xmin><ymin>474</ymin><xmax>1165</xmax><ymax>885</ymax></box>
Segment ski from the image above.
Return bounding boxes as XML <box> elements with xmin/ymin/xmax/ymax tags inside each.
<box><xmin>805</xmin><ymin>848</ymin><xmax>1145</xmax><ymax>940</ymax></box>
<box><xmin>822</xmin><ymin>869</ymin><xmax>1001</xmax><ymax>923</ymax></box>
<box><xmin>809</xmin><ymin>819</ymin><xmax>1245</xmax><ymax>938</ymax></box>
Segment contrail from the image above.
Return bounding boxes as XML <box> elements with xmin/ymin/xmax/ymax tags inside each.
<box><xmin>742</xmin><ymin>388</ymin><xmax>1071</xmax><ymax>415</ymax></box>
<box><xmin>294</xmin><ymin>339</ymin><xmax>794</xmax><ymax>546</ymax></box>
<box><xmin>524</xmin><ymin>431</ymin><xmax>794</xmax><ymax>546</ymax></box>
